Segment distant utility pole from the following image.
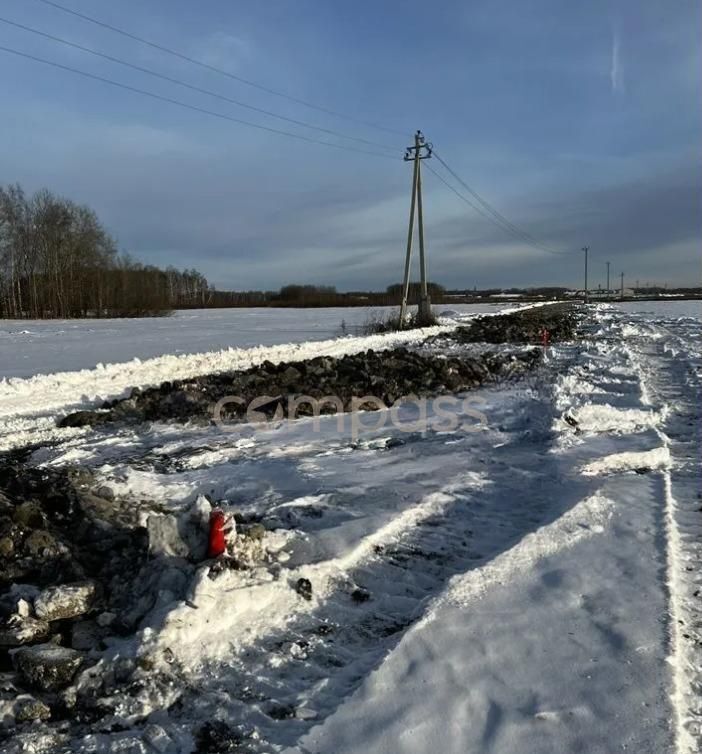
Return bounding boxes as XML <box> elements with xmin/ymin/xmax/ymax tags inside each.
<box><xmin>400</xmin><ymin>130</ymin><xmax>433</xmax><ymax>325</ymax></box>
<box><xmin>606</xmin><ymin>261</ymin><xmax>610</xmax><ymax>295</ymax></box>
<box><xmin>620</xmin><ymin>271</ymin><xmax>625</xmax><ymax>300</ymax></box>
<box><xmin>582</xmin><ymin>246</ymin><xmax>590</xmax><ymax>303</ymax></box>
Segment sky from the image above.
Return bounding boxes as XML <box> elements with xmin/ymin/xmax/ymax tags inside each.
<box><xmin>1</xmin><ymin>0</ymin><xmax>700</xmax><ymax>291</ymax></box>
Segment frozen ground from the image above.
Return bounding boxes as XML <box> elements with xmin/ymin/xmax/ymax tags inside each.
<box><xmin>0</xmin><ymin>304</ymin><xmax>511</xmax><ymax>380</ymax></box>
<box><xmin>2</xmin><ymin>301</ymin><xmax>701</xmax><ymax>753</ymax></box>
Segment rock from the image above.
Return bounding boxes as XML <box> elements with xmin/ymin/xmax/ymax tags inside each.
<box><xmin>0</xmin><ymin>491</ymin><xmax>12</xmax><ymax>514</ymax></box>
<box><xmin>95</xmin><ymin>485</ymin><xmax>115</xmax><ymax>501</ymax></box>
<box><xmin>242</xmin><ymin>523</ymin><xmax>266</xmax><ymax>541</ymax></box>
<box><xmin>229</xmin><ymin>526</ymin><xmax>264</xmax><ymax>568</ymax></box>
<box><xmin>0</xmin><ymin>536</ymin><xmax>14</xmax><ymax>558</ymax></box>
<box><xmin>143</xmin><ymin>724</ymin><xmax>174</xmax><ymax>753</ymax></box>
<box><xmin>147</xmin><ymin>514</ymin><xmax>190</xmax><ymax>559</ymax></box>
<box><xmin>12</xmin><ymin>501</ymin><xmax>45</xmax><ymax>529</ymax></box>
<box><xmin>385</xmin><ymin>437</ymin><xmax>405</xmax><ymax>449</ymax></box>
<box><xmin>181</xmin><ymin>495</ymin><xmax>212</xmax><ymax>561</ymax></box>
<box><xmin>96</xmin><ymin>611</ymin><xmax>116</xmax><ymax>628</ymax></box>
<box><xmin>268</xmin><ymin>703</ymin><xmax>296</xmax><ymax>720</ymax></box>
<box><xmin>136</xmin><ymin>654</ymin><xmax>155</xmax><ymax>671</ymax></box>
<box><xmin>0</xmin><ymin>617</ymin><xmax>51</xmax><ymax>647</ymax></box>
<box><xmin>12</xmin><ymin>643</ymin><xmax>83</xmax><ymax>690</ymax></box>
<box><xmin>23</xmin><ymin>529</ymin><xmax>60</xmax><ymax>558</ymax></box>
<box><xmin>113</xmin><ymin>657</ymin><xmax>135</xmax><ymax>683</ymax></box>
<box><xmin>281</xmin><ymin>365</ymin><xmax>302</xmax><ymax>386</ymax></box>
<box><xmin>70</xmin><ymin>620</ymin><xmax>102</xmax><ymax>651</ymax></box>
<box><xmin>195</xmin><ymin>720</ymin><xmax>243</xmax><ymax>753</ymax></box>
<box><xmin>14</xmin><ymin>694</ymin><xmax>51</xmax><ymax>722</ymax></box>
<box><xmin>295</xmin><ymin>577</ymin><xmax>313</xmax><ymax>601</ymax></box>
<box><xmin>58</xmin><ymin>410</ymin><xmax>108</xmax><ymax>428</ymax></box>
<box><xmin>351</xmin><ymin>587</ymin><xmax>371</xmax><ymax>603</ymax></box>
<box><xmin>34</xmin><ymin>581</ymin><xmax>97</xmax><ymax>622</ymax></box>
<box><xmin>2</xmin><ymin>730</ymin><xmax>67</xmax><ymax>754</ymax></box>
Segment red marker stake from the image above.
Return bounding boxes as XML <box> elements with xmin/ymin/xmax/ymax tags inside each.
<box><xmin>207</xmin><ymin>509</ymin><xmax>227</xmax><ymax>558</ymax></box>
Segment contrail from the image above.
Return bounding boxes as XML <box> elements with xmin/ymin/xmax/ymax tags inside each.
<box><xmin>610</xmin><ymin>29</ymin><xmax>623</xmax><ymax>93</ymax></box>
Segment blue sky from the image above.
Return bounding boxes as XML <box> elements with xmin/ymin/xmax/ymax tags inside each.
<box><xmin>1</xmin><ymin>0</ymin><xmax>700</xmax><ymax>290</ymax></box>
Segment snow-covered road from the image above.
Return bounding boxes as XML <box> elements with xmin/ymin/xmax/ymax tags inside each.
<box><xmin>298</xmin><ymin>303</ymin><xmax>702</xmax><ymax>754</ymax></box>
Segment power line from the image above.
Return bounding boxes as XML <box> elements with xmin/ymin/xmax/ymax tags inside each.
<box><xmin>431</xmin><ymin>149</ymin><xmax>567</xmax><ymax>255</ymax></box>
<box><xmin>0</xmin><ymin>44</ymin><xmax>400</xmax><ymax>160</ymax></box>
<box><xmin>424</xmin><ymin>161</ymin><xmax>568</xmax><ymax>256</ymax></box>
<box><xmin>0</xmin><ymin>15</ymin><xmax>397</xmax><ymax>155</ymax></box>
<box><xmin>33</xmin><ymin>0</ymin><xmax>406</xmax><ymax>137</ymax></box>
<box><xmin>424</xmin><ymin>163</ymin><xmax>506</xmax><ymax>231</ymax></box>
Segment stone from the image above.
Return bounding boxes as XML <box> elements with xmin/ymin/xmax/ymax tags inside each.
<box><xmin>12</xmin><ymin>643</ymin><xmax>83</xmax><ymax>690</ymax></box>
<box><xmin>351</xmin><ymin>587</ymin><xmax>371</xmax><ymax>603</ymax></box>
<box><xmin>96</xmin><ymin>611</ymin><xmax>116</xmax><ymax>628</ymax></box>
<box><xmin>0</xmin><ymin>616</ymin><xmax>51</xmax><ymax>647</ymax></box>
<box><xmin>23</xmin><ymin>529</ymin><xmax>60</xmax><ymax>558</ymax></box>
<box><xmin>2</xmin><ymin>730</ymin><xmax>67</xmax><ymax>754</ymax></box>
<box><xmin>12</xmin><ymin>501</ymin><xmax>45</xmax><ymax>529</ymax></box>
<box><xmin>58</xmin><ymin>410</ymin><xmax>108</xmax><ymax>428</ymax></box>
<box><xmin>14</xmin><ymin>695</ymin><xmax>51</xmax><ymax>722</ymax></box>
<box><xmin>195</xmin><ymin>720</ymin><xmax>243</xmax><ymax>753</ymax></box>
<box><xmin>95</xmin><ymin>485</ymin><xmax>115</xmax><ymax>501</ymax></box>
<box><xmin>295</xmin><ymin>577</ymin><xmax>313</xmax><ymax>601</ymax></box>
<box><xmin>229</xmin><ymin>533</ymin><xmax>263</xmax><ymax>568</ymax></box>
<box><xmin>0</xmin><ymin>491</ymin><xmax>12</xmax><ymax>514</ymax></box>
<box><xmin>34</xmin><ymin>581</ymin><xmax>97</xmax><ymax>622</ymax></box>
<box><xmin>180</xmin><ymin>495</ymin><xmax>212</xmax><ymax>561</ymax></box>
<box><xmin>70</xmin><ymin>620</ymin><xmax>102</xmax><ymax>651</ymax></box>
<box><xmin>281</xmin><ymin>365</ymin><xmax>302</xmax><ymax>385</ymax></box>
<box><xmin>241</xmin><ymin>523</ymin><xmax>266</xmax><ymax>541</ymax></box>
<box><xmin>146</xmin><ymin>514</ymin><xmax>190</xmax><ymax>559</ymax></box>
<box><xmin>385</xmin><ymin>437</ymin><xmax>405</xmax><ymax>449</ymax></box>
<box><xmin>143</xmin><ymin>724</ymin><xmax>174</xmax><ymax>753</ymax></box>
<box><xmin>0</xmin><ymin>536</ymin><xmax>14</xmax><ymax>557</ymax></box>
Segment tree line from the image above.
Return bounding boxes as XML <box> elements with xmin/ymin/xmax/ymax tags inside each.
<box><xmin>0</xmin><ymin>184</ymin><xmax>210</xmax><ymax>318</ymax></box>
<box><xmin>204</xmin><ymin>282</ymin><xmax>449</xmax><ymax>308</ymax></box>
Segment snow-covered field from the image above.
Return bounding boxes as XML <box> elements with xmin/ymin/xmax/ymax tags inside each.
<box><xmin>2</xmin><ymin>300</ymin><xmax>700</xmax><ymax>753</ymax></box>
<box><xmin>0</xmin><ymin>304</ymin><xmax>533</xmax><ymax>453</ymax></box>
<box><xmin>0</xmin><ymin>304</ymin><xmax>509</xmax><ymax>380</ymax></box>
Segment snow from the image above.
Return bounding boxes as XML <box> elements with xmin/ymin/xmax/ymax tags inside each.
<box><xmin>2</xmin><ymin>300</ymin><xmax>700</xmax><ymax>753</ymax></box>
<box><xmin>0</xmin><ymin>303</ymin><xmax>527</xmax><ymax>452</ymax></box>
<box><xmin>0</xmin><ymin>304</ymin><xmax>512</xmax><ymax>380</ymax></box>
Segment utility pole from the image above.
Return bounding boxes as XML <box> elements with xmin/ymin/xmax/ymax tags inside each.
<box><xmin>582</xmin><ymin>246</ymin><xmax>589</xmax><ymax>303</ymax></box>
<box><xmin>606</xmin><ymin>261</ymin><xmax>610</xmax><ymax>296</ymax></box>
<box><xmin>400</xmin><ymin>130</ymin><xmax>433</xmax><ymax>326</ymax></box>
<box><xmin>620</xmin><ymin>271</ymin><xmax>625</xmax><ymax>300</ymax></box>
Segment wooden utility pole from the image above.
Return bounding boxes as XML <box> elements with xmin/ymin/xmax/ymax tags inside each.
<box><xmin>400</xmin><ymin>131</ymin><xmax>433</xmax><ymax>326</ymax></box>
<box><xmin>582</xmin><ymin>246</ymin><xmax>589</xmax><ymax>303</ymax></box>
<box><xmin>620</xmin><ymin>271</ymin><xmax>625</xmax><ymax>300</ymax></box>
